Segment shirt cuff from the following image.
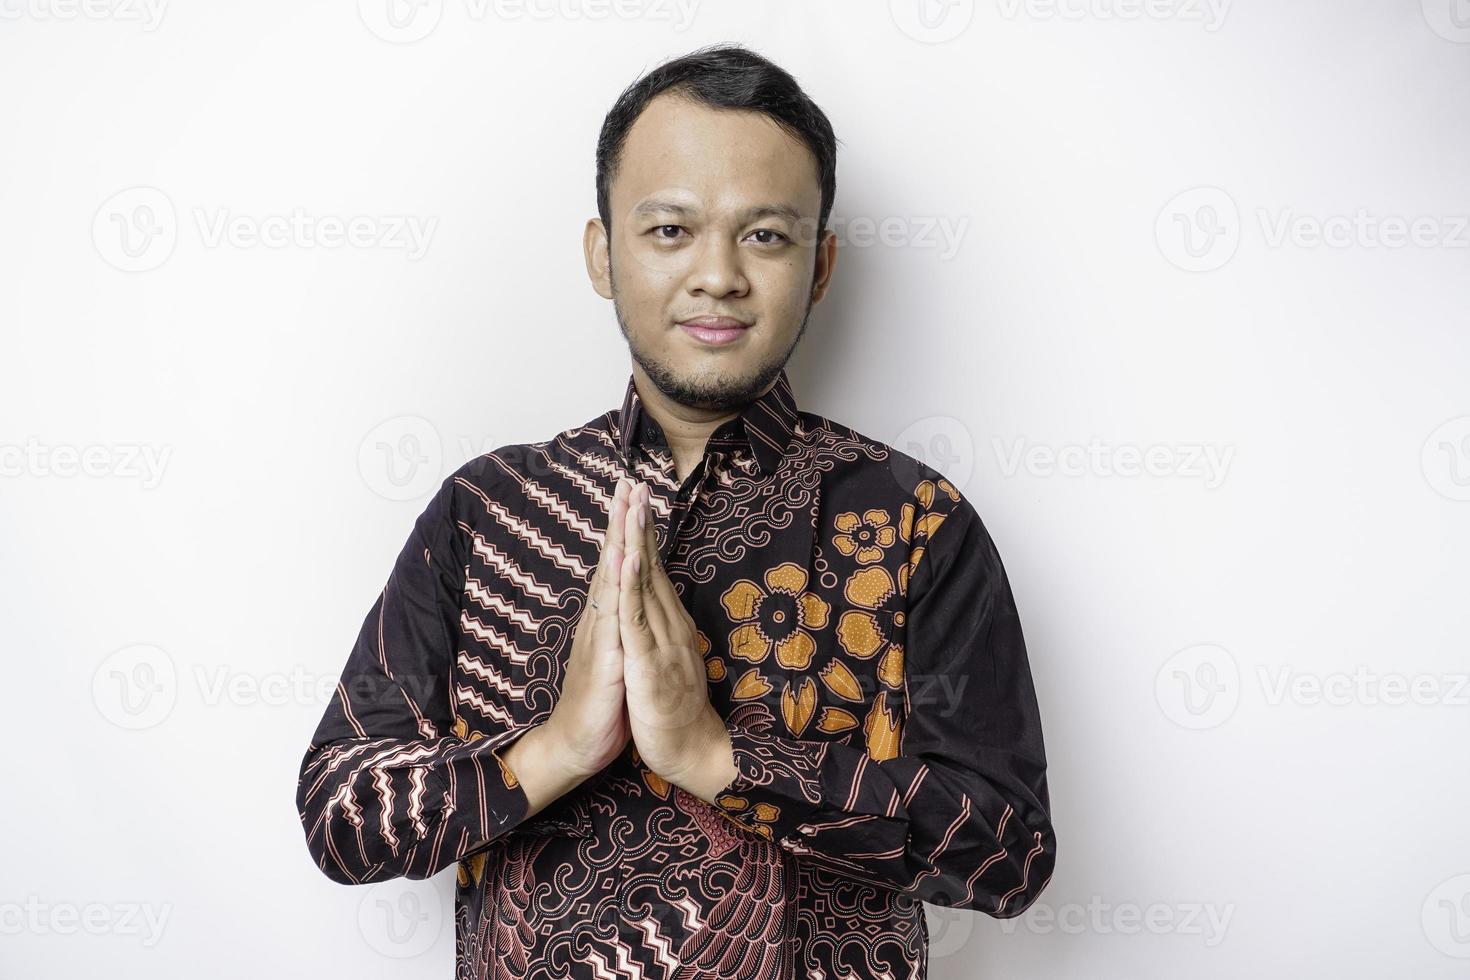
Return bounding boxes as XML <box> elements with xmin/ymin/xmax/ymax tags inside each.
<box><xmin>441</xmin><ymin>726</ymin><xmax>599</xmax><ymax>844</ymax></box>
<box><xmin>431</xmin><ymin>734</ymin><xmax>533</xmax><ymax>840</ymax></box>
<box><xmin>711</xmin><ymin>712</ymin><xmax>828</xmax><ymax>844</ymax></box>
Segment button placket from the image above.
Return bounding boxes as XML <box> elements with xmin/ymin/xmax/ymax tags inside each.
<box><xmin>661</xmin><ymin>453</ymin><xmax>720</xmax><ymax>567</ymax></box>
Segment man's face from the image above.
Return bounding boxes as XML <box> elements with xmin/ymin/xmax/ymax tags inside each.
<box><xmin>586</xmin><ymin>92</ymin><xmax>835</xmax><ymax>411</ymax></box>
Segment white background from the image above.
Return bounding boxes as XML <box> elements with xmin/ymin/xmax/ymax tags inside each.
<box><xmin>2</xmin><ymin>1</ymin><xmax>1468</xmax><ymax>978</ymax></box>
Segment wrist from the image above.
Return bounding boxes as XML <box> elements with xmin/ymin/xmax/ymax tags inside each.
<box><xmin>529</xmin><ymin>718</ymin><xmax>598</xmax><ymax>786</ymax></box>
<box><xmin>668</xmin><ymin>711</ymin><xmax>736</xmax><ymax>804</ymax></box>
<box><xmin>504</xmin><ymin>723</ymin><xmax>590</xmax><ymax>821</ymax></box>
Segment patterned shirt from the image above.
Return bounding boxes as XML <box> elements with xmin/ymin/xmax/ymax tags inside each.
<box><xmin>296</xmin><ymin>368</ymin><xmax>1055</xmax><ymax>979</ymax></box>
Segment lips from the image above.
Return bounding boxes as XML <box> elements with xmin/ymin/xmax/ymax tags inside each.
<box><xmin>677</xmin><ymin>316</ymin><xmax>751</xmax><ymax>346</ymax></box>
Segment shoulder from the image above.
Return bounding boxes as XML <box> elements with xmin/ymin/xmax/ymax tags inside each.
<box><xmin>437</xmin><ymin>414</ymin><xmax>615</xmax><ymax>518</ymax></box>
<box><xmin>795</xmin><ymin>408</ymin><xmax>974</xmax><ymax>525</ymax></box>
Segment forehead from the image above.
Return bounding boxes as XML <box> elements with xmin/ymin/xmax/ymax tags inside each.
<box><xmin>611</xmin><ymin>92</ymin><xmax>821</xmax><ymax>219</ymax></box>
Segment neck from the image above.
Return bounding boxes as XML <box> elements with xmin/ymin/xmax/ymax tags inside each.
<box><xmin>631</xmin><ymin>365</ymin><xmax>768</xmax><ymax>483</ymax></box>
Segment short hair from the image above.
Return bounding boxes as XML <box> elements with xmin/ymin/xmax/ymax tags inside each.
<box><xmin>595</xmin><ymin>44</ymin><xmax>839</xmax><ymax>246</ymax></box>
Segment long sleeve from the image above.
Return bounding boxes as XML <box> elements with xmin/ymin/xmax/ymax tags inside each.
<box><xmin>710</xmin><ymin>486</ymin><xmax>1056</xmax><ymax>916</ymax></box>
<box><xmin>294</xmin><ymin>470</ymin><xmax>566</xmax><ymax>886</ymax></box>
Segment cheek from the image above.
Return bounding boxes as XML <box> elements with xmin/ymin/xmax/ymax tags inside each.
<box><xmin>613</xmin><ymin>258</ymin><xmax>678</xmax><ymax>309</ymax></box>
<box><xmin>751</xmin><ymin>262</ymin><xmax>812</xmax><ymax>311</ymax></box>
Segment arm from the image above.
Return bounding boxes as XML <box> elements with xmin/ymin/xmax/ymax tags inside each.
<box><xmin>705</xmin><ymin>483</ymin><xmax>1056</xmax><ymax>916</ymax></box>
<box><xmin>294</xmin><ymin>470</ymin><xmax>586</xmax><ymax>886</ymax></box>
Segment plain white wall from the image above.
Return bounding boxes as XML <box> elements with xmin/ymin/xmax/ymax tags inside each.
<box><xmin>2</xmin><ymin>1</ymin><xmax>1467</xmax><ymax>977</ymax></box>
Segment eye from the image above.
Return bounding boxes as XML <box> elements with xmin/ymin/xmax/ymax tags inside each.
<box><xmin>747</xmin><ymin>228</ymin><xmax>789</xmax><ymax>246</ymax></box>
<box><xmin>650</xmin><ymin>224</ymin><xmax>686</xmax><ymax>242</ymax></box>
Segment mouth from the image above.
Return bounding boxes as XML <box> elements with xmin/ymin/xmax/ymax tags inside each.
<box><xmin>677</xmin><ymin>315</ymin><xmax>751</xmax><ymax>346</ymax></box>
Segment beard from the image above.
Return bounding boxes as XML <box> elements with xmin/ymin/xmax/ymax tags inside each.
<box><xmin>610</xmin><ymin>253</ymin><xmax>814</xmax><ymax>412</ymax></box>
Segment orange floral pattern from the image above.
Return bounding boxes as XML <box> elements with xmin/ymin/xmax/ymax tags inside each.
<box><xmin>720</xmin><ymin>562</ymin><xmax>832</xmax><ymax>670</ymax></box>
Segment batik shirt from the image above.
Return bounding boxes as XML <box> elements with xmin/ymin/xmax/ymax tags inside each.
<box><xmin>296</xmin><ymin>368</ymin><xmax>1056</xmax><ymax>979</ymax></box>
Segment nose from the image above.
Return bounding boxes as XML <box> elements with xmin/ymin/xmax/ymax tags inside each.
<box><xmin>685</xmin><ymin>234</ymin><xmax>749</xmax><ymax>298</ymax></box>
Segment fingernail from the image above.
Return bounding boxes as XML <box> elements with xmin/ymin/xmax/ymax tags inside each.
<box><xmin>631</xmin><ymin>552</ymin><xmax>640</xmax><ymax>574</ymax></box>
<box><xmin>637</xmin><ymin>497</ymin><xmax>646</xmax><ymax>528</ymax></box>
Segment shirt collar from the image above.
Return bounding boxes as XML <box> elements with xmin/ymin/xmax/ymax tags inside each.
<box><xmin>615</xmin><ymin>368</ymin><xmax>800</xmax><ymax>477</ymax></box>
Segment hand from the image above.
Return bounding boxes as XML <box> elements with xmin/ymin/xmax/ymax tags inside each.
<box><xmin>617</xmin><ymin>480</ymin><xmax>732</xmax><ymax>795</ymax></box>
<box><xmin>541</xmin><ymin>476</ymin><xmax>634</xmax><ymax>780</ymax></box>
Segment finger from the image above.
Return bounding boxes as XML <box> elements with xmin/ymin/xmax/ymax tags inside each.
<box><xmin>641</xmin><ymin>481</ymin><xmax>696</xmax><ymax>635</ymax></box>
<box><xmin>603</xmin><ymin>475</ymin><xmax>628</xmax><ymax>570</ymax></box>
<box><xmin>634</xmin><ymin>482</ymin><xmax>670</xmax><ymax>636</ymax></box>
<box><xmin>642</xmin><ymin>491</ymin><xmax>690</xmax><ymax>634</ymax></box>
<box><xmin>620</xmin><ymin>485</ymin><xmax>663</xmax><ymax>645</ymax></box>
<box><xmin>592</xmin><ymin>475</ymin><xmax>623</xmax><ymax>598</ymax></box>
<box><xmin>619</xmin><ymin>546</ymin><xmax>650</xmax><ymax>652</ymax></box>
<box><xmin>589</xmin><ymin>478</ymin><xmax>628</xmax><ymax>635</ymax></box>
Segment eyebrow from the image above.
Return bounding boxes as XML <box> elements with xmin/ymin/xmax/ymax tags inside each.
<box><xmin>631</xmin><ymin>199</ymin><xmax>804</xmax><ymax>224</ymax></box>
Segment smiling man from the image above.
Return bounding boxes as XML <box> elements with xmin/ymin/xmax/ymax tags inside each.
<box><xmin>296</xmin><ymin>44</ymin><xmax>1055</xmax><ymax>980</ymax></box>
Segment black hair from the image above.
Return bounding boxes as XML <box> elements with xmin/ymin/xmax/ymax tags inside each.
<box><xmin>595</xmin><ymin>43</ymin><xmax>839</xmax><ymax>245</ymax></box>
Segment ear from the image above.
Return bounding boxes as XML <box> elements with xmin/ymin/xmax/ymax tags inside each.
<box><xmin>584</xmin><ymin>217</ymin><xmax>613</xmax><ymax>300</ymax></box>
<box><xmin>810</xmin><ymin>227</ymin><xmax>837</xmax><ymax>305</ymax></box>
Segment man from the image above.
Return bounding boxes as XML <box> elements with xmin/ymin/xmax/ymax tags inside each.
<box><xmin>296</xmin><ymin>44</ymin><xmax>1055</xmax><ymax>980</ymax></box>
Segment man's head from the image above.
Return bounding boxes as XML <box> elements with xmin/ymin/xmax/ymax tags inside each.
<box><xmin>584</xmin><ymin>44</ymin><xmax>839</xmax><ymax>412</ymax></box>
